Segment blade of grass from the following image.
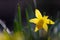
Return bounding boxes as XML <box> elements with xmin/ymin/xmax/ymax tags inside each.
<box><xmin>17</xmin><ymin>4</ymin><xmax>22</xmax><ymax>29</ymax></box>
<box><xmin>14</xmin><ymin>20</ymin><xmax>20</xmax><ymax>32</ymax></box>
<box><xmin>14</xmin><ymin>4</ymin><xmax>22</xmax><ymax>32</ymax></box>
<box><xmin>26</xmin><ymin>9</ymin><xmax>33</xmax><ymax>40</ymax></box>
<box><xmin>25</xmin><ymin>9</ymin><xmax>31</xmax><ymax>32</ymax></box>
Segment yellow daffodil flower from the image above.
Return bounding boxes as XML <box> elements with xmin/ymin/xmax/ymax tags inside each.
<box><xmin>29</xmin><ymin>9</ymin><xmax>55</xmax><ymax>32</ymax></box>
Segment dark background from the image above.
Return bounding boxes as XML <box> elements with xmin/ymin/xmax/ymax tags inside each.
<box><xmin>0</xmin><ymin>0</ymin><xmax>18</xmax><ymax>31</ymax></box>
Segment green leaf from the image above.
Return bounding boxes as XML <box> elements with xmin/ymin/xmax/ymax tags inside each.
<box><xmin>14</xmin><ymin>4</ymin><xmax>22</xmax><ymax>32</ymax></box>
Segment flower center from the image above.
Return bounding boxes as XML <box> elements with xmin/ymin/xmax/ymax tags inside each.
<box><xmin>37</xmin><ymin>19</ymin><xmax>44</xmax><ymax>28</ymax></box>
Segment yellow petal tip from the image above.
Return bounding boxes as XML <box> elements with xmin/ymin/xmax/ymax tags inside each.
<box><xmin>50</xmin><ymin>21</ymin><xmax>55</xmax><ymax>24</ymax></box>
<box><xmin>34</xmin><ymin>27</ymin><xmax>39</xmax><ymax>32</ymax></box>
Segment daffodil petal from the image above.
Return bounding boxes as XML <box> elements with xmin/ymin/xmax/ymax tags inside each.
<box><xmin>45</xmin><ymin>19</ymin><xmax>49</xmax><ymax>24</ymax></box>
<box><xmin>48</xmin><ymin>19</ymin><xmax>55</xmax><ymax>24</ymax></box>
<box><xmin>34</xmin><ymin>26</ymin><xmax>39</xmax><ymax>32</ymax></box>
<box><xmin>43</xmin><ymin>16</ymin><xmax>48</xmax><ymax>19</ymax></box>
<box><xmin>43</xmin><ymin>23</ymin><xmax>48</xmax><ymax>32</ymax></box>
<box><xmin>43</xmin><ymin>16</ymin><xmax>49</xmax><ymax>24</ymax></box>
<box><xmin>35</xmin><ymin>9</ymin><xmax>42</xmax><ymax>19</ymax></box>
<box><xmin>29</xmin><ymin>18</ymin><xmax>39</xmax><ymax>24</ymax></box>
<box><xmin>44</xmin><ymin>19</ymin><xmax>50</xmax><ymax>24</ymax></box>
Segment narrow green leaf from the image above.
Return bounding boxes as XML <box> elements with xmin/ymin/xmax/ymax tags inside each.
<box><xmin>14</xmin><ymin>4</ymin><xmax>22</xmax><ymax>32</ymax></box>
<box><xmin>25</xmin><ymin>9</ymin><xmax>31</xmax><ymax>30</ymax></box>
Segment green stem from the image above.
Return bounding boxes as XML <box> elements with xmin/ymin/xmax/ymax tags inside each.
<box><xmin>14</xmin><ymin>4</ymin><xmax>22</xmax><ymax>32</ymax></box>
<box><xmin>26</xmin><ymin>9</ymin><xmax>32</xmax><ymax>40</ymax></box>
